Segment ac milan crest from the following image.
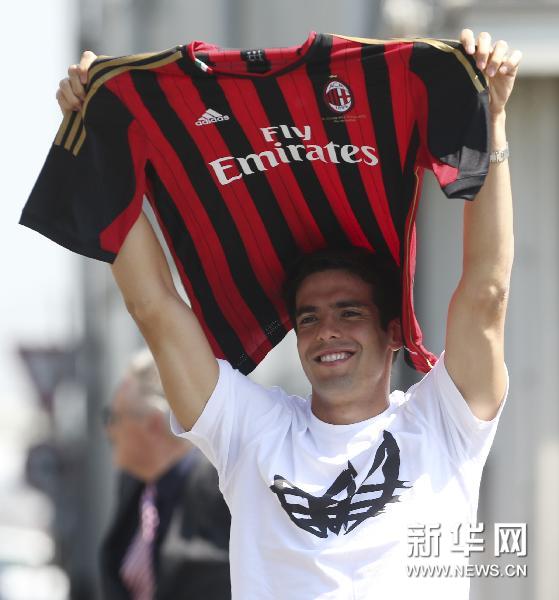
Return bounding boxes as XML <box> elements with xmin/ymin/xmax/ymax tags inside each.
<box><xmin>324</xmin><ymin>79</ymin><xmax>353</xmax><ymax>114</ymax></box>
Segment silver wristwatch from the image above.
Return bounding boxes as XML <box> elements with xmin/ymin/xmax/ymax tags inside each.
<box><xmin>490</xmin><ymin>142</ymin><xmax>509</xmax><ymax>164</ymax></box>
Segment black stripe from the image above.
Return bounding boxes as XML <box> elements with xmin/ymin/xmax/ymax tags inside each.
<box><xmin>181</xmin><ymin>68</ymin><xmax>302</xmax><ymax>270</ymax></box>
<box><xmin>254</xmin><ymin>77</ymin><xmax>351</xmax><ymax>248</ymax></box>
<box><xmin>130</xmin><ymin>70</ymin><xmax>287</xmax><ymax>349</ymax></box>
<box><xmin>361</xmin><ymin>44</ymin><xmax>409</xmax><ymax>247</ymax></box>
<box><xmin>306</xmin><ymin>36</ymin><xmax>393</xmax><ymax>259</ymax></box>
<box><xmin>408</xmin><ymin>41</ymin><xmax>489</xmax><ymax>180</ymax></box>
<box><xmin>145</xmin><ymin>163</ymin><xmax>256</xmax><ymax>373</ymax></box>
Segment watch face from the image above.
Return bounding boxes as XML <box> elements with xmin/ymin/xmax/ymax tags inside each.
<box><xmin>490</xmin><ymin>144</ymin><xmax>509</xmax><ymax>163</ymax></box>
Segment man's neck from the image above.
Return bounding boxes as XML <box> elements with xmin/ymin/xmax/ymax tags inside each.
<box><xmin>310</xmin><ymin>375</ymin><xmax>391</xmax><ymax>425</ymax></box>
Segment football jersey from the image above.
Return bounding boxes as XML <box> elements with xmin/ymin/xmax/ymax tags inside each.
<box><xmin>21</xmin><ymin>32</ymin><xmax>490</xmax><ymax>373</ymax></box>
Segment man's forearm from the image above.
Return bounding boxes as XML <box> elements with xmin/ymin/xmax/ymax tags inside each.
<box><xmin>111</xmin><ymin>212</ymin><xmax>219</xmax><ymax>430</ymax></box>
<box><xmin>461</xmin><ymin>111</ymin><xmax>514</xmax><ymax>291</ymax></box>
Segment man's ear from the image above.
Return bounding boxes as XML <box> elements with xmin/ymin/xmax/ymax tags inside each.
<box><xmin>387</xmin><ymin>318</ymin><xmax>403</xmax><ymax>351</ymax></box>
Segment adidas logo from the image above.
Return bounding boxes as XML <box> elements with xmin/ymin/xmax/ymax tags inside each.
<box><xmin>195</xmin><ymin>109</ymin><xmax>230</xmax><ymax>126</ymax></box>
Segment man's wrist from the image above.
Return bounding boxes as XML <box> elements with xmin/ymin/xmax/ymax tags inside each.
<box><xmin>489</xmin><ymin>111</ymin><xmax>507</xmax><ymax>151</ymax></box>
<box><xmin>490</xmin><ymin>109</ymin><xmax>507</xmax><ymax>124</ymax></box>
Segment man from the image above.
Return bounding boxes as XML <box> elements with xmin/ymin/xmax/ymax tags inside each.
<box><xmin>56</xmin><ymin>28</ymin><xmax>519</xmax><ymax>599</ymax></box>
<box><xmin>100</xmin><ymin>349</ymin><xmax>231</xmax><ymax>600</ymax></box>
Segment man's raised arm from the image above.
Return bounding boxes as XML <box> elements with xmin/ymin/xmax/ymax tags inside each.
<box><xmin>112</xmin><ymin>213</ymin><xmax>219</xmax><ymax>430</ymax></box>
<box><xmin>58</xmin><ymin>51</ymin><xmax>218</xmax><ymax>430</ymax></box>
<box><xmin>445</xmin><ymin>30</ymin><xmax>522</xmax><ymax>420</ymax></box>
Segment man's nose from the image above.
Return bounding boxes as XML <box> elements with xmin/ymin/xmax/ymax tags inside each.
<box><xmin>316</xmin><ymin>314</ymin><xmax>341</xmax><ymax>340</ymax></box>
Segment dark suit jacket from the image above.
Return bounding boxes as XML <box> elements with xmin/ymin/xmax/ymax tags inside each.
<box><xmin>100</xmin><ymin>450</ymin><xmax>231</xmax><ymax>599</ymax></box>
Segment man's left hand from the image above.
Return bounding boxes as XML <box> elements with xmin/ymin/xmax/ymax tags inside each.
<box><xmin>460</xmin><ymin>29</ymin><xmax>522</xmax><ymax>116</ymax></box>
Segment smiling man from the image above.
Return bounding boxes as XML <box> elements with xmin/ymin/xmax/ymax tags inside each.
<box><xmin>285</xmin><ymin>249</ymin><xmax>403</xmax><ymax>426</ymax></box>
<box><xmin>52</xmin><ymin>28</ymin><xmax>520</xmax><ymax>599</ymax></box>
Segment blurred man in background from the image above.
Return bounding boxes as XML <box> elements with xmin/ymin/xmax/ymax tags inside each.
<box><xmin>100</xmin><ymin>349</ymin><xmax>231</xmax><ymax>600</ymax></box>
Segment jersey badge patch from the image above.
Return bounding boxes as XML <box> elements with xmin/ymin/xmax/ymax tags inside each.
<box><xmin>324</xmin><ymin>79</ymin><xmax>353</xmax><ymax>114</ymax></box>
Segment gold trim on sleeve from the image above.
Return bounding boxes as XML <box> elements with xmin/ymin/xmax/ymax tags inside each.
<box><xmin>54</xmin><ymin>112</ymin><xmax>73</xmax><ymax>147</ymax></box>
<box><xmin>63</xmin><ymin>113</ymin><xmax>83</xmax><ymax>151</ymax></box>
<box><xmin>330</xmin><ymin>34</ymin><xmax>486</xmax><ymax>93</ymax></box>
<box><xmin>64</xmin><ymin>48</ymin><xmax>183</xmax><ymax>156</ymax></box>
<box><xmin>415</xmin><ymin>38</ymin><xmax>486</xmax><ymax>93</ymax></box>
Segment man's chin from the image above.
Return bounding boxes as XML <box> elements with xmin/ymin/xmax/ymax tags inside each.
<box><xmin>307</xmin><ymin>369</ymin><xmax>355</xmax><ymax>394</ymax></box>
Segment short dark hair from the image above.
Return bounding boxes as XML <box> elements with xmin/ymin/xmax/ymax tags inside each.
<box><xmin>282</xmin><ymin>246</ymin><xmax>402</xmax><ymax>331</ymax></box>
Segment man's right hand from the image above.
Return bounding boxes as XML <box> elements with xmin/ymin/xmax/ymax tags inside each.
<box><xmin>56</xmin><ymin>50</ymin><xmax>97</xmax><ymax>113</ymax></box>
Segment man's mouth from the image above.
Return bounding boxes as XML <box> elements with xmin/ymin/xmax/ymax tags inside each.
<box><xmin>314</xmin><ymin>351</ymin><xmax>354</xmax><ymax>364</ymax></box>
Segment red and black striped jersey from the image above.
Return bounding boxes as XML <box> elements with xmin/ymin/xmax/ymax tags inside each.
<box><xmin>21</xmin><ymin>32</ymin><xmax>489</xmax><ymax>374</ymax></box>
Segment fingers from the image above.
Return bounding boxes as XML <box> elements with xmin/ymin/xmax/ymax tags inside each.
<box><xmin>56</xmin><ymin>50</ymin><xmax>98</xmax><ymax>114</ymax></box>
<box><xmin>460</xmin><ymin>29</ymin><xmax>522</xmax><ymax>79</ymax></box>
<box><xmin>499</xmin><ymin>49</ymin><xmax>523</xmax><ymax>76</ymax></box>
<box><xmin>486</xmin><ymin>40</ymin><xmax>508</xmax><ymax>78</ymax></box>
<box><xmin>475</xmin><ymin>31</ymin><xmax>492</xmax><ymax>70</ymax></box>
<box><xmin>67</xmin><ymin>65</ymin><xmax>86</xmax><ymax>100</ymax></box>
<box><xmin>460</xmin><ymin>29</ymin><xmax>476</xmax><ymax>55</ymax></box>
<box><xmin>56</xmin><ymin>77</ymin><xmax>82</xmax><ymax>112</ymax></box>
<box><xmin>79</xmin><ymin>50</ymin><xmax>98</xmax><ymax>82</ymax></box>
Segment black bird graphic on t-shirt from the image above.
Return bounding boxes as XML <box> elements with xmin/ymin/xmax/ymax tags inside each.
<box><xmin>270</xmin><ymin>430</ymin><xmax>410</xmax><ymax>538</ymax></box>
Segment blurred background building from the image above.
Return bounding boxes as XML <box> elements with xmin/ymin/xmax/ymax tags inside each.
<box><xmin>3</xmin><ymin>0</ymin><xmax>558</xmax><ymax>598</ymax></box>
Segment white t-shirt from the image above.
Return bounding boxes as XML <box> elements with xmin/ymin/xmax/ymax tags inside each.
<box><xmin>171</xmin><ymin>352</ymin><xmax>507</xmax><ymax>600</ymax></box>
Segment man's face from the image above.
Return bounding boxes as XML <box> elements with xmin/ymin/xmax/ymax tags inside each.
<box><xmin>105</xmin><ymin>377</ymin><xmax>152</xmax><ymax>476</ymax></box>
<box><xmin>295</xmin><ymin>269</ymin><xmax>399</xmax><ymax>401</ymax></box>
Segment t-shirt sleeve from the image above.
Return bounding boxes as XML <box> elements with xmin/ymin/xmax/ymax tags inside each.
<box><xmin>19</xmin><ymin>81</ymin><xmax>147</xmax><ymax>263</ymax></box>
<box><xmin>405</xmin><ymin>350</ymin><xmax>508</xmax><ymax>466</ymax></box>
<box><xmin>170</xmin><ymin>359</ymin><xmax>289</xmax><ymax>486</ymax></box>
<box><xmin>409</xmin><ymin>39</ymin><xmax>490</xmax><ymax>200</ymax></box>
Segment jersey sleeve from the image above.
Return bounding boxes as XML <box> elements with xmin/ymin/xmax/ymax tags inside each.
<box><xmin>170</xmin><ymin>360</ymin><xmax>292</xmax><ymax>488</ymax></box>
<box><xmin>409</xmin><ymin>39</ymin><xmax>490</xmax><ymax>200</ymax></box>
<box><xmin>404</xmin><ymin>351</ymin><xmax>508</xmax><ymax>467</ymax></box>
<box><xmin>19</xmin><ymin>82</ymin><xmax>147</xmax><ymax>263</ymax></box>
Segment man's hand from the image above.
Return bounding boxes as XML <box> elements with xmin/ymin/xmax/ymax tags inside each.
<box><xmin>56</xmin><ymin>50</ymin><xmax>97</xmax><ymax>113</ymax></box>
<box><xmin>460</xmin><ymin>29</ymin><xmax>522</xmax><ymax>115</ymax></box>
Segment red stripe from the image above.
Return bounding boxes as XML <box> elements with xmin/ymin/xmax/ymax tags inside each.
<box><xmin>159</xmin><ymin>64</ymin><xmax>289</xmax><ymax>303</ymax></box>
<box><xmin>401</xmin><ymin>170</ymin><xmax>437</xmax><ymax>373</ymax></box>
<box><xmin>330</xmin><ymin>37</ymin><xmax>401</xmax><ymax>264</ymax></box>
<box><xmin>99</xmin><ymin>120</ymin><xmax>146</xmax><ymax>253</ymax></box>
<box><xmin>106</xmin><ymin>73</ymin><xmax>272</xmax><ymax>357</ymax></box>
<box><xmin>218</xmin><ymin>76</ymin><xmax>326</xmax><ymax>252</ymax></box>
<box><xmin>276</xmin><ymin>71</ymin><xmax>372</xmax><ymax>251</ymax></box>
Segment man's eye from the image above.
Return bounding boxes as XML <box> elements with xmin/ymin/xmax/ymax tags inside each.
<box><xmin>342</xmin><ymin>310</ymin><xmax>360</xmax><ymax>317</ymax></box>
<box><xmin>298</xmin><ymin>315</ymin><xmax>316</xmax><ymax>326</ymax></box>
